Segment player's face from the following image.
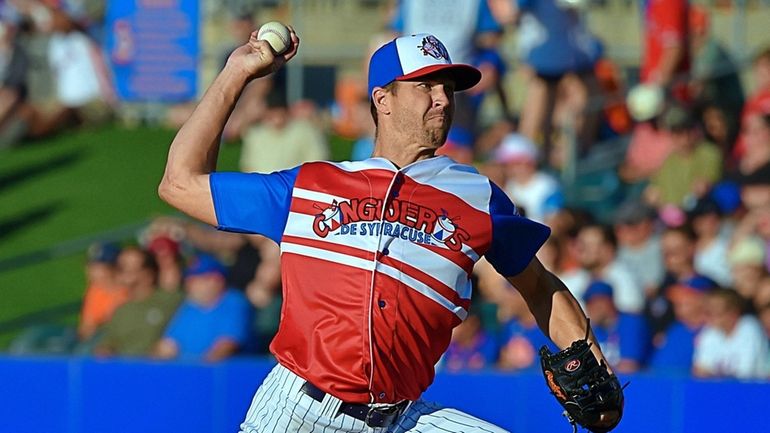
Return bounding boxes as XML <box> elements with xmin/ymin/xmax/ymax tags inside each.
<box><xmin>390</xmin><ymin>75</ymin><xmax>455</xmax><ymax>148</ymax></box>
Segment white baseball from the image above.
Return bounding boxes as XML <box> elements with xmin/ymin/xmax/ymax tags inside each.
<box><xmin>257</xmin><ymin>21</ymin><xmax>291</xmax><ymax>55</ymax></box>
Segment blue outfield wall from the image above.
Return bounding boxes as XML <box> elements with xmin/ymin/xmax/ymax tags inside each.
<box><xmin>1</xmin><ymin>355</ymin><xmax>768</xmax><ymax>433</ymax></box>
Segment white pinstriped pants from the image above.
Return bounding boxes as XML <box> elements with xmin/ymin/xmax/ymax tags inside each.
<box><xmin>239</xmin><ymin>363</ymin><xmax>510</xmax><ymax>433</ymax></box>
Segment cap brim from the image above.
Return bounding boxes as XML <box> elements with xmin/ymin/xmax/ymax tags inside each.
<box><xmin>396</xmin><ymin>64</ymin><xmax>481</xmax><ymax>91</ymax></box>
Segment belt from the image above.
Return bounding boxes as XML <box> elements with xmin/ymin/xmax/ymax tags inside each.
<box><xmin>300</xmin><ymin>381</ymin><xmax>409</xmax><ymax>428</ymax></box>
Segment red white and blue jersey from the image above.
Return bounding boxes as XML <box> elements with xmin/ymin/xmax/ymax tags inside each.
<box><xmin>210</xmin><ymin>156</ymin><xmax>550</xmax><ymax>404</ymax></box>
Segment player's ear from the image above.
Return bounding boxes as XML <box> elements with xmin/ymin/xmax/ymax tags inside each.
<box><xmin>372</xmin><ymin>87</ymin><xmax>391</xmax><ymax>116</ymax></box>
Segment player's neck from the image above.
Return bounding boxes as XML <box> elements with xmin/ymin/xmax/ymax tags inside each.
<box><xmin>372</xmin><ymin>137</ymin><xmax>437</xmax><ymax>168</ymax></box>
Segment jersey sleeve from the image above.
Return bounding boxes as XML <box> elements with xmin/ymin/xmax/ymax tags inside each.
<box><xmin>210</xmin><ymin>166</ymin><xmax>299</xmax><ymax>244</ymax></box>
<box><xmin>484</xmin><ymin>181</ymin><xmax>551</xmax><ymax>277</ymax></box>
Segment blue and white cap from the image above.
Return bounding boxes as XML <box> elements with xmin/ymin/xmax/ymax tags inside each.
<box><xmin>367</xmin><ymin>33</ymin><xmax>481</xmax><ymax>98</ymax></box>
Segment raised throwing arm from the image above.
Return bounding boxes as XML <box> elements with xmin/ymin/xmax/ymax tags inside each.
<box><xmin>158</xmin><ymin>28</ymin><xmax>300</xmax><ymax>225</ymax></box>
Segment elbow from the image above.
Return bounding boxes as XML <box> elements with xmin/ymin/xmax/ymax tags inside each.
<box><xmin>158</xmin><ymin>172</ymin><xmax>185</xmax><ymax>207</ymax></box>
<box><xmin>157</xmin><ymin>175</ymin><xmax>174</xmax><ymax>204</ymax></box>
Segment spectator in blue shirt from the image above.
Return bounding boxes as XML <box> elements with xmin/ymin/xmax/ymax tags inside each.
<box><xmin>647</xmin><ymin>275</ymin><xmax>714</xmax><ymax>374</ymax></box>
<box><xmin>155</xmin><ymin>254</ymin><xmax>253</xmax><ymax>362</ymax></box>
<box><xmin>584</xmin><ymin>280</ymin><xmax>651</xmax><ymax>373</ymax></box>
<box><xmin>442</xmin><ymin>312</ymin><xmax>499</xmax><ymax>372</ymax></box>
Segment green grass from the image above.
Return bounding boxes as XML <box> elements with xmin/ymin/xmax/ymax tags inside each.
<box><xmin>0</xmin><ymin>124</ymin><xmax>242</xmax><ymax>348</ymax></box>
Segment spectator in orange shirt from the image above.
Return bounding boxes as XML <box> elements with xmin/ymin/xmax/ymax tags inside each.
<box><xmin>78</xmin><ymin>242</ymin><xmax>128</xmax><ymax>342</ymax></box>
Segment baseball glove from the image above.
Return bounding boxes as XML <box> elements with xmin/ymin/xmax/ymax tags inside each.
<box><xmin>540</xmin><ymin>337</ymin><xmax>625</xmax><ymax>433</ymax></box>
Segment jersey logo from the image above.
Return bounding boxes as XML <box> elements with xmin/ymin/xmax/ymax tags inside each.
<box><xmin>312</xmin><ymin>197</ymin><xmax>469</xmax><ymax>252</ymax></box>
<box><xmin>418</xmin><ymin>35</ymin><xmax>450</xmax><ymax>61</ymax></box>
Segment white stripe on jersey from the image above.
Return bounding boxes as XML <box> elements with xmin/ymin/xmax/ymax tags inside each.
<box><xmin>292</xmin><ymin>187</ymin><xmax>350</xmax><ymax>206</ymax></box>
<box><xmin>283</xmin><ymin>212</ymin><xmax>471</xmax><ymax>298</ymax></box>
<box><xmin>281</xmin><ymin>242</ymin><xmax>376</xmax><ymax>271</ymax></box>
<box><xmin>376</xmin><ymin>262</ymin><xmax>468</xmax><ymax>320</ymax></box>
<box><xmin>320</xmin><ymin>158</ymin><xmax>492</xmax><ymax>215</ymax></box>
<box><xmin>240</xmin><ymin>363</ymin><xmax>511</xmax><ymax>433</ymax></box>
<box><xmin>401</xmin><ymin>158</ymin><xmax>492</xmax><ymax>212</ymax></box>
<box><xmin>283</xmin><ymin>213</ymin><xmax>378</xmax><ymax>254</ymax></box>
<box><xmin>321</xmin><ymin>158</ymin><xmax>396</xmax><ymax>173</ymax></box>
<box><xmin>390</xmin><ymin>240</ymin><xmax>473</xmax><ymax>299</ymax></box>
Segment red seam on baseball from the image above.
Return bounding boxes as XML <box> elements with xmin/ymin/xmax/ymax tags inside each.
<box><xmin>260</xmin><ymin>29</ymin><xmax>289</xmax><ymax>49</ymax></box>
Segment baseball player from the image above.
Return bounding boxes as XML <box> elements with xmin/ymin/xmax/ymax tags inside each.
<box><xmin>159</xmin><ymin>28</ymin><xmax>620</xmax><ymax>433</ymax></box>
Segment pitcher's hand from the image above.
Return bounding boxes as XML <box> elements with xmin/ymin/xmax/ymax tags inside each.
<box><xmin>226</xmin><ymin>26</ymin><xmax>300</xmax><ymax>82</ymax></box>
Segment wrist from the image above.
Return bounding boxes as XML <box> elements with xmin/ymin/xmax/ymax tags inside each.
<box><xmin>220</xmin><ymin>62</ymin><xmax>253</xmax><ymax>88</ymax></box>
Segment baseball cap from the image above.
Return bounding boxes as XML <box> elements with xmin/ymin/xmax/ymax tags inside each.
<box><xmin>626</xmin><ymin>83</ymin><xmax>664</xmax><ymax>122</ymax></box>
<box><xmin>668</xmin><ymin>275</ymin><xmax>716</xmax><ymax>300</ymax></box>
<box><xmin>367</xmin><ymin>33</ymin><xmax>481</xmax><ymax>98</ymax></box>
<box><xmin>185</xmin><ymin>254</ymin><xmax>226</xmax><ymax>278</ymax></box>
<box><xmin>87</xmin><ymin>242</ymin><xmax>120</xmax><ymax>264</ymax></box>
<box><xmin>147</xmin><ymin>235</ymin><xmax>180</xmax><ymax>258</ymax></box>
<box><xmin>494</xmin><ymin>133</ymin><xmax>539</xmax><ymax>163</ymax></box>
<box><xmin>710</xmin><ymin>181</ymin><xmax>741</xmax><ymax>214</ymax></box>
<box><xmin>583</xmin><ymin>280</ymin><xmax>614</xmax><ymax>303</ymax></box>
<box><xmin>686</xmin><ymin>196</ymin><xmax>722</xmax><ymax>219</ymax></box>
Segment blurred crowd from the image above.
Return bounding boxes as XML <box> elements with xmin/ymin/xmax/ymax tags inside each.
<box><xmin>0</xmin><ymin>0</ymin><xmax>112</xmax><ymax>149</ymax></box>
<box><xmin>4</xmin><ymin>0</ymin><xmax>770</xmax><ymax>379</ymax></box>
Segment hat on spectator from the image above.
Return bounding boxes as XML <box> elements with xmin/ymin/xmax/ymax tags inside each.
<box><xmin>659</xmin><ymin>204</ymin><xmax>687</xmax><ymax>227</ymax></box>
<box><xmin>147</xmin><ymin>235</ymin><xmax>180</xmax><ymax>258</ymax></box>
<box><xmin>185</xmin><ymin>254</ymin><xmax>226</xmax><ymax>278</ymax></box>
<box><xmin>494</xmin><ymin>133</ymin><xmax>539</xmax><ymax>164</ymax></box>
<box><xmin>614</xmin><ymin>200</ymin><xmax>657</xmax><ymax>225</ymax></box>
<box><xmin>728</xmin><ymin>237</ymin><xmax>766</xmax><ymax>267</ymax></box>
<box><xmin>687</xmin><ymin>196</ymin><xmax>722</xmax><ymax>219</ymax></box>
<box><xmin>368</xmin><ymin>33</ymin><xmax>481</xmax><ymax>98</ymax></box>
<box><xmin>626</xmin><ymin>83</ymin><xmax>664</xmax><ymax>122</ymax></box>
<box><xmin>583</xmin><ymin>280</ymin><xmax>614</xmax><ymax>303</ymax></box>
<box><xmin>87</xmin><ymin>242</ymin><xmax>120</xmax><ymax>264</ymax></box>
<box><xmin>668</xmin><ymin>275</ymin><xmax>717</xmax><ymax>301</ymax></box>
<box><xmin>711</xmin><ymin>181</ymin><xmax>742</xmax><ymax>214</ymax></box>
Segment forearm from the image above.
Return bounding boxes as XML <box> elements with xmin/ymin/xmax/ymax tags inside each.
<box><xmin>165</xmin><ymin>66</ymin><xmax>248</xmax><ymax>178</ymax></box>
<box><xmin>652</xmin><ymin>45</ymin><xmax>684</xmax><ymax>86</ymax></box>
<box><xmin>205</xmin><ymin>338</ymin><xmax>239</xmax><ymax>362</ymax></box>
<box><xmin>509</xmin><ymin>260</ymin><xmax>607</xmax><ymax>364</ymax></box>
<box><xmin>159</xmin><ymin>66</ymin><xmax>249</xmax><ymax>224</ymax></box>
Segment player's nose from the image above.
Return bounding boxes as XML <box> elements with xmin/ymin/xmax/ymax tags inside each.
<box><xmin>431</xmin><ymin>84</ymin><xmax>452</xmax><ymax>108</ymax></box>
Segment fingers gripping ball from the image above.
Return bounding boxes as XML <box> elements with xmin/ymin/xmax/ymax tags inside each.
<box><xmin>257</xmin><ymin>21</ymin><xmax>291</xmax><ymax>55</ymax></box>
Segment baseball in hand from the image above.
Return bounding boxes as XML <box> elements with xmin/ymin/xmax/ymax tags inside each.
<box><xmin>257</xmin><ymin>21</ymin><xmax>291</xmax><ymax>55</ymax></box>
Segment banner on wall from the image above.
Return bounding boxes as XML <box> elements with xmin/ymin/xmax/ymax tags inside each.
<box><xmin>105</xmin><ymin>0</ymin><xmax>199</xmax><ymax>102</ymax></box>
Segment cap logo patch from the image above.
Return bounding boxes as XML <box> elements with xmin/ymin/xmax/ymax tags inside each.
<box><xmin>418</xmin><ymin>35</ymin><xmax>449</xmax><ymax>61</ymax></box>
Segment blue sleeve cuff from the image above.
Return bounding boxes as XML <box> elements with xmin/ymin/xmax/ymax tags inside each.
<box><xmin>484</xmin><ymin>182</ymin><xmax>551</xmax><ymax>277</ymax></box>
